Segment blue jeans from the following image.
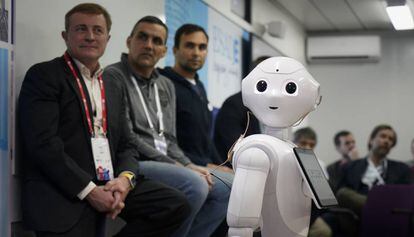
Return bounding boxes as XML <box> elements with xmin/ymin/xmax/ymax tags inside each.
<box><xmin>139</xmin><ymin>161</ymin><xmax>232</xmax><ymax>237</ymax></box>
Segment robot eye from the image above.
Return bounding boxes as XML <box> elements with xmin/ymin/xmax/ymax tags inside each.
<box><xmin>285</xmin><ymin>82</ymin><xmax>297</xmax><ymax>94</ymax></box>
<box><xmin>256</xmin><ymin>80</ymin><xmax>267</xmax><ymax>92</ymax></box>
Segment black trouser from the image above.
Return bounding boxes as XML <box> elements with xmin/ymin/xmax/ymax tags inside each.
<box><xmin>37</xmin><ymin>178</ymin><xmax>191</xmax><ymax>237</ymax></box>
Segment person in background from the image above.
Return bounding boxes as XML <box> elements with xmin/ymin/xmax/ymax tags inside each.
<box><xmin>213</xmin><ymin>56</ymin><xmax>269</xmax><ymax>167</ymax></box>
<box><xmin>18</xmin><ymin>4</ymin><xmax>189</xmax><ymax>237</ymax></box>
<box><xmin>293</xmin><ymin>127</ymin><xmax>329</xmax><ymax>177</ymax></box>
<box><xmin>327</xmin><ymin>130</ymin><xmax>359</xmax><ymax>191</ymax></box>
<box><xmin>161</xmin><ymin>24</ymin><xmax>232</xmax><ymax>174</ymax></box>
<box><xmin>293</xmin><ymin>127</ymin><xmax>332</xmax><ymax>237</ymax></box>
<box><xmin>336</xmin><ymin>124</ymin><xmax>412</xmax><ymax>215</ymax></box>
<box><xmin>104</xmin><ymin>17</ymin><xmax>229</xmax><ymax>237</ymax></box>
<box><xmin>160</xmin><ymin>23</ymin><xmax>233</xmax><ymax>237</ymax></box>
<box><xmin>330</xmin><ymin>125</ymin><xmax>413</xmax><ymax>236</ymax></box>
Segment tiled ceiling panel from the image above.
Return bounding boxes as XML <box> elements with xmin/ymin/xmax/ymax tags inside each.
<box><xmin>270</xmin><ymin>0</ymin><xmax>414</xmax><ymax>32</ymax></box>
<box><xmin>347</xmin><ymin>0</ymin><xmax>392</xmax><ymax>29</ymax></box>
<box><xmin>272</xmin><ymin>0</ymin><xmax>334</xmax><ymax>30</ymax></box>
<box><xmin>312</xmin><ymin>0</ymin><xmax>364</xmax><ymax>30</ymax></box>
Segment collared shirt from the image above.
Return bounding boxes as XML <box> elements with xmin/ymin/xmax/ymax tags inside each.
<box><xmin>128</xmin><ymin>60</ymin><xmax>165</xmax><ymax>134</ymax></box>
<box><xmin>362</xmin><ymin>157</ymin><xmax>387</xmax><ymax>190</ymax></box>
<box><xmin>72</xmin><ymin>59</ymin><xmax>102</xmax><ymax>200</ymax></box>
<box><xmin>130</xmin><ymin>64</ymin><xmax>160</xmax><ymax>99</ymax></box>
<box><xmin>73</xmin><ymin>58</ymin><xmax>105</xmax><ymax>137</ymax></box>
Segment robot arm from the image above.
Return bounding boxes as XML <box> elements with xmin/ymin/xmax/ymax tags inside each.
<box><xmin>227</xmin><ymin>147</ymin><xmax>270</xmax><ymax>237</ymax></box>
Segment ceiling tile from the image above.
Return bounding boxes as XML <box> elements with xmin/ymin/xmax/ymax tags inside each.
<box><xmin>270</xmin><ymin>0</ymin><xmax>414</xmax><ymax>32</ymax></box>
<box><xmin>347</xmin><ymin>0</ymin><xmax>392</xmax><ymax>30</ymax></box>
<box><xmin>312</xmin><ymin>0</ymin><xmax>364</xmax><ymax>30</ymax></box>
<box><xmin>271</xmin><ymin>0</ymin><xmax>334</xmax><ymax>30</ymax></box>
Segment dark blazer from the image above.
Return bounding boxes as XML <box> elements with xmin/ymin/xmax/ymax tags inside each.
<box><xmin>213</xmin><ymin>92</ymin><xmax>261</xmax><ymax>164</ymax></box>
<box><xmin>18</xmin><ymin>56</ymin><xmax>139</xmax><ymax>232</ymax></box>
<box><xmin>339</xmin><ymin>158</ymin><xmax>412</xmax><ymax>195</ymax></box>
<box><xmin>327</xmin><ymin>159</ymin><xmax>350</xmax><ymax>192</ymax></box>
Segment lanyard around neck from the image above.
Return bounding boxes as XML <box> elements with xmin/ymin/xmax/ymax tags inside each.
<box><xmin>130</xmin><ymin>75</ymin><xmax>164</xmax><ymax>135</ymax></box>
<box><xmin>63</xmin><ymin>52</ymin><xmax>107</xmax><ymax>137</ymax></box>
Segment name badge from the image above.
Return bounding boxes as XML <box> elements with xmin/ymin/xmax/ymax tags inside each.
<box><xmin>91</xmin><ymin>137</ymin><xmax>114</xmax><ymax>181</ymax></box>
<box><xmin>153</xmin><ymin>132</ymin><xmax>168</xmax><ymax>156</ymax></box>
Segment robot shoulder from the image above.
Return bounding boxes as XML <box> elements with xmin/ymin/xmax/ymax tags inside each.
<box><xmin>232</xmin><ymin>134</ymin><xmax>292</xmax><ymax>168</ymax></box>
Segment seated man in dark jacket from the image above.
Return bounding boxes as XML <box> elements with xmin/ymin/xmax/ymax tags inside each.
<box><xmin>327</xmin><ymin>130</ymin><xmax>359</xmax><ymax>192</ymax></box>
<box><xmin>336</xmin><ymin>124</ymin><xmax>412</xmax><ymax>219</ymax></box>
<box><xmin>160</xmin><ymin>23</ymin><xmax>233</xmax><ymax>237</ymax></box>
<box><xmin>213</xmin><ymin>57</ymin><xmax>268</xmax><ymax>166</ymax></box>
<box><xmin>338</xmin><ymin>125</ymin><xmax>412</xmax><ymax>196</ymax></box>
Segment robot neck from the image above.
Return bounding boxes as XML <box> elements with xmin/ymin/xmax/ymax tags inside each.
<box><xmin>263</xmin><ymin>125</ymin><xmax>288</xmax><ymax>140</ymax></box>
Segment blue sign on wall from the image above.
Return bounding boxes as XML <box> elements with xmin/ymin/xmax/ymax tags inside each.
<box><xmin>0</xmin><ymin>47</ymin><xmax>9</xmax><ymax>237</ymax></box>
<box><xmin>0</xmin><ymin>48</ymin><xmax>8</xmax><ymax>151</ymax></box>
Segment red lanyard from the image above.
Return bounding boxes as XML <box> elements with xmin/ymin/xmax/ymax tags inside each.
<box><xmin>63</xmin><ymin>52</ymin><xmax>107</xmax><ymax>137</ymax></box>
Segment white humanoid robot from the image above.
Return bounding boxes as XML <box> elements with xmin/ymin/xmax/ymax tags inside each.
<box><xmin>227</xmin><ymin>57</ymin><xmax>326</xmax><ymax>237</ymax></box>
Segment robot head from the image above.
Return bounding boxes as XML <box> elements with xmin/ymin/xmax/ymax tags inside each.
<box><xmin>242</xmin><ymin>57</ymin><xmax>320</xmax><ymax>128</ymax></box>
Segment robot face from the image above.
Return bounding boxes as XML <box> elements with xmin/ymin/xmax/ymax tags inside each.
<box><xmin>242</xmin><ymin>57</ymin><xmax>320</xmax><ymax>128</ymax></box>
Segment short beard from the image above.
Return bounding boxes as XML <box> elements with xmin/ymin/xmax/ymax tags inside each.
<box><xmin>180</xmin><ymin>63</ymin><xmax>200</xmax><ymax>74</ymax></box>
<box><xmin>372</xmin><ymin>147</ymin><xmax>389</xmax><ymax>159</ymax></box>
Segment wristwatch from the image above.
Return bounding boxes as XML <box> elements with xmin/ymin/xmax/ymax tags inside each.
<box><xmin>120</xmin><ymin>171</ymin><xmax>136</xmax><ymax>189</ymax></box>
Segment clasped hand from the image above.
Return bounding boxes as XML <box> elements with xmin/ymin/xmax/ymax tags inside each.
<box><xmin>186</xmin><ymin>163</ymin><xmax>214</xmax><ymax>190</ymax></box>
<box><xmin>86</xmin><ymin>177</ymin><xmax>131</xmax><ymax>219</ymax></box>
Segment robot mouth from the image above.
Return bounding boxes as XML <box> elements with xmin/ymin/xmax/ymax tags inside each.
<box><xmin>269</xmin><ymin>106</ymin><xmax>279</xmax><ymax>110</ymax></box>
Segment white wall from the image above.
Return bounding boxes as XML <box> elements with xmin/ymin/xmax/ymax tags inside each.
<box><xmin>252</xmin><ymin>36</ymin><xmax>283</xmax><ymax>59</ymax></box>
<box><xmin>203</xmin><ymin>0</ymin><xmax>253</xmax><ymax>31</ymax></box>
<box><xmin>204</xmin><ymin>0</ymin><xmax>306</xmax><ymax>63</ymax></box>
<box><xmin>252</xmin><ymin>0</ymin><xmax>306</xmax><ymax>63</ymax></box>
<box><xmin>309</xmin><ymin>32</ymin><xmax>414</xmax><ymax>165</ymax></box>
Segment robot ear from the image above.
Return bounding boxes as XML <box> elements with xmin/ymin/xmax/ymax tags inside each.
<box><xmin>314</xmin><ymin>95</ymin><xmax>322</xmax><ymax>109</ymax></box>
